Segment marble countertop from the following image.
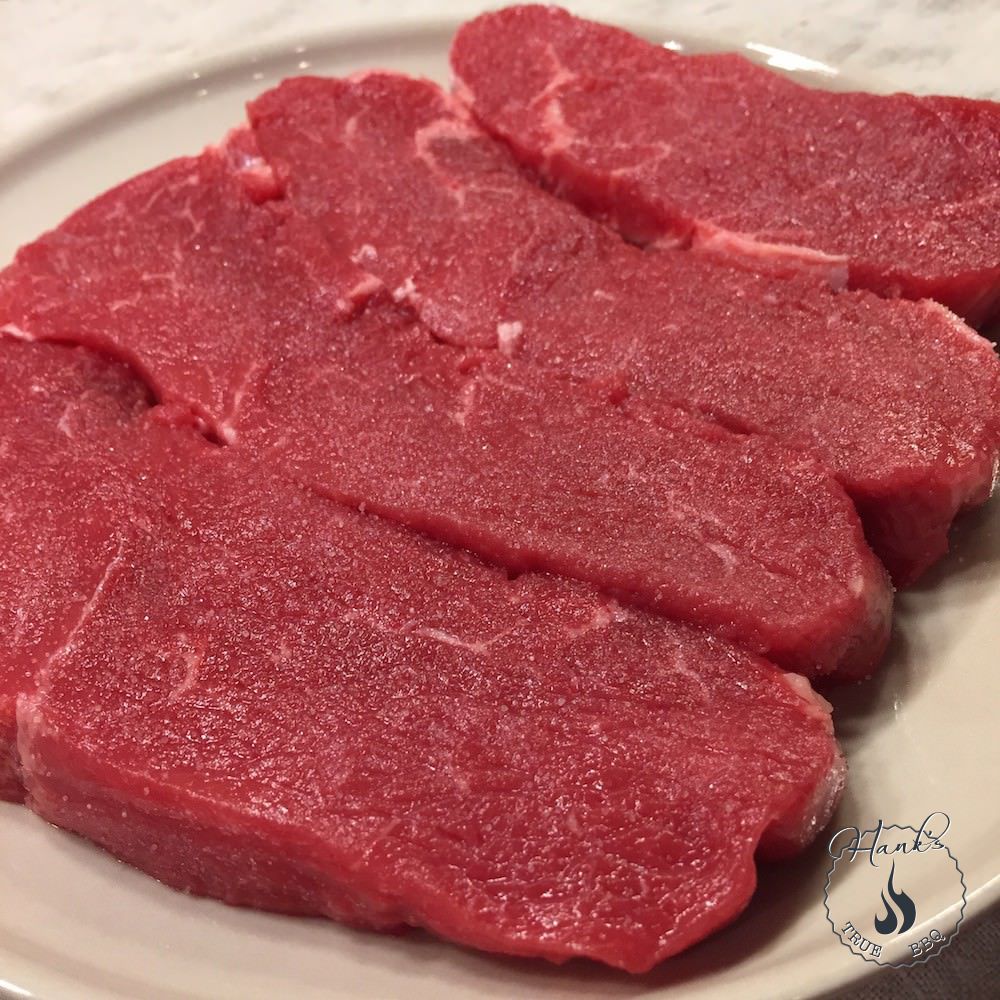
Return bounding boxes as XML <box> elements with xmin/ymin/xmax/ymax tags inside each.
<box><xmin>1</xmin><ymin>2</ymin><xmax>997</xmax><ymax>998</ymax></box>
<box><xmin>1</xmin><ymin>0</ymin><xmax>998</xmax><ymax>146</ymax></box>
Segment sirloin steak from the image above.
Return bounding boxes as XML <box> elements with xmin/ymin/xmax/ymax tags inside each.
<box><xmin>0</xmin><ymin>339</ymin><xmax>150</xmax><ymax>800</ymax></box>
<box><xmin>247</xmin><ymin>72</ymin><xmax>1000</xmax><ymax>585</ymax></box>
<box><xmin>452</xmin><ymin>5</ymin><xmax>1000</xmax><ymax>327</ymax></box>
<box><xmin>0</xmin><ymin>143</ymin><xmax>891</xmax><ymax>680</ymax></box>
<box><xmin>18</xmin><ymin>435</ymin><xmax>846</xmax><ymax>972</ymax></box>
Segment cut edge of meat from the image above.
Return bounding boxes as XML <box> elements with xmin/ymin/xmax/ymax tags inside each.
<box><xmin>1</xmin><ymin>704</ymin><xmax>20</xmax><ymax>802</ymax></box>
<box><xmin>846</xmin><ymin>301</ymin><xmax>1000</xmax><ymax>584</ymax></box>
<box><xmin>683</xmin><ymin>227</ymin><xmax>1000</xmax><ymax>329</ymax></box>
<box><xmin>757</xmin><ymin>674</ymin><xmax>846</xmax><ymax>858</ymax></box>
<box><xmin>0</xmin><ymin>335</ymin><xmax>161</xmax><ymax>803</ymax></box>
<box><xmin>855</xmin><ymin>462</ymin><xmax>1000</xmax><ymax>587</ymax></box>
<box><xmin>791</xmin><ymin>563</ymin><xmax>891</xmax><ymax>684</ymax></box>
<box><xmin>1</xmin><ymin>317</ymin><xmax>186</xmax><ymax>436</ymax></box>
<box><xmin>17</xmin><ymin>701</ymin><xmax>404</xmax><ymax>925</ymax></box>
<box><xmin>295</xmin><ymin>419</ymin><xmax>894</xmax><ymax>685</ymax></box>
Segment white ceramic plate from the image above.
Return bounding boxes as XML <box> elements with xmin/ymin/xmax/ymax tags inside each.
<box><xmin>0</xmin><ymin>19</ymin><xmax>997</xmax><ymax>1000</ymax></box>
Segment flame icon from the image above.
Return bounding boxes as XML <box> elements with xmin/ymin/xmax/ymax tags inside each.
<box><xmin>874</xmin><ymin>861</ymin><xmax>917</xmax><ymax>936</ymax></box>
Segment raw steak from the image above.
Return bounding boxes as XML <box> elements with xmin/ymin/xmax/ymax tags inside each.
<box><xmin>241</xmin><ymin>313</ymin><xmax>891</xmax><ymax>679</ymax></box>
<box><xmin>0</xmin><ymin>338</ymin><xmax>149</xmax><ymax>800</ymax></box>
<box><xmin>0</xmin><ymin>144</ymin><xmax>891</xmax><ymax>680</ymax></box>
<box><xmin>0</xmin><ymin>146</ymin><xmax>358</xmax><ymax>446</ymax></box>
<box><xmin>247</xmin><ymin>72</ymin><xmax>1000</xmax><ymax>584</ymax></box>
<box><xmin>451</xmin><ymin>5</ymin><xmax>1000</xmax><ymax>327</ymax></box>
<box><xmin>18</xmin><ymin>440</ymin><xmax>846</xmax><ymax>972</ymax></box>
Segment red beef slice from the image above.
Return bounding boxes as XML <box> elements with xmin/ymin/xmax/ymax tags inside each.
<box><xmin>452</xmin><ymin>5</ymin><xmax>1000</xmax><ymax>327</ymax></box>
<box><xmin>18</xmin><ymin>439</ymin><xmax>846</xmax><ymax>972</ymax></box>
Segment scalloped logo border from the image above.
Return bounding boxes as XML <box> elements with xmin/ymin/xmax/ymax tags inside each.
<box><xmin>823</xmin><ymin>816</ymin><xmax>967</xmax><ymax>969</ymax></box>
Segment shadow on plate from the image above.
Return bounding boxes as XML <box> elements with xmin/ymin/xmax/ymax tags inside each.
<box><xmin>824</xmin><ymin>626</ymin><xmax>914</xmax><ymax>744</ymax></box>
<box><xmin>907</xmin><ymin>496</ymin><xmax>1000</xmax><ymax>596</ymax></box>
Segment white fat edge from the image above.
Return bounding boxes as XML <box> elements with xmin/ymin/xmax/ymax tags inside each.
<box><xmin>693</xmin><ymin>224</ymin><xmax>849</xmax><ymax>290</ymax></box>
<box><xmin>648</xmin><ymin>232</ymin><xmax>690</xmax><ymax>251</ymax></box>
<box><xmin>239</xmin><ymin>159</ymin><xmax>276</xmax><ymax>186</ymax></box>
<box><xmin>56</xmin><ymin>403</ymin><xmax>75</xmax><ymax>438</ymax></box>
<box><xmin>541</xmin><ymin>97</ymin><xmax>575</xmax><ymax>161</ymax></box>
<box><xmin>414</xmin><ymin>626</ymin><xmax>488</xmax><ymax>655</ymax></box>
<box><xmin>707</xmin><ymin>541</ymin><xmax>738</xmax><ymax>573</ymax></box>
<box><xmin>213</xmin><ymin>125</ymin><xmax>276</xmax><ymax>183</ymax></box>
<box><xmin>1</xmin><ymin>322</ymin><xmax>35</xmax><ymax>342</ymax></box>
<box><xmin>167</xmin><ymin>637</ymin><xmax>205</xmax><ymax>703</ymax></box>
<box><xmin>496</xmin><ymin>320</ymin><xmax>524</xmax><ymax>357</ymax></box>
<box><xmin>217</xmin><ymin>361</ymin><xmax>266</xmax><ymax>446</ymax></box>
<box><xmin>452</xmin><ymin>380</ymin><xmax>478</xmax><ymax>427</ymax></box>
<box><xmin>350</xmin><ymin>244</ymin><xmax>379</xmax><ymax>265</ymax></box>
<box><xmin>392</xmin><ymin>276</ymin><xmax>418</xmax><ymax>303</ymax></box>
<box><xmin>335</xmin><ymin>273</ymin><xmax>384</xmax><ymax>315</ymax></box>
<box><xmin>855</xmin><ymin>563</ymin><xmax>893</xmax><ymax>641</ymax></box>
<box><xmin>413</xmin><ymin>115</ymin><xmax>482</xmax><ymax>148</ymax></box>
<box><xmin>215</xmin><ymin>421</ymin><xmax>238</xmax><ymax>445</ymax></box>
<box><xmin>567</xmin><ymin>599</ymin><xmax>629</xmax><ymax>638</ymax></box>
<box><xmin>781</xmin><ymin>671</ymin><xmax>835</xmax><ymax>731</ymax></box>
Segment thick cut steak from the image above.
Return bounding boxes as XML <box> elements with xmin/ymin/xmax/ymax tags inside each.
<box><xmin>19</xmin><ymin>441</ymin><xmax>845</xmax><ymax>972</ymax></box>
<box><xmin>451</xmin><ymin>5</ymin><xmax>1000</xmax><ymax>327</ymax></box>
<box><xmin>0</xmin><ymin>145</ymin><xmax>891</xmax><ymax>679</ymax></box>
<box><xmin>0</xmin><ymin>339</ymin><xmax>149</xmax><ymax>800</ymax></box>
<box><xmin>247</xmin><ymin>72</ymin><xmax>1000</xmax><ymax>584</ymax></box>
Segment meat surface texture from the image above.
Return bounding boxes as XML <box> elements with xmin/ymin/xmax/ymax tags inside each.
<box><xmin>0</xmin><ymin>339</ymin><xmax>150</xmax><ymax>800</ymax></box>
<box><xmin>247</xmin><ymin>72</ymin><xmax>1000</xmax><ymax>585</ymax></box>
<box><xmin>18</xmin><ymin>440</ymin><xmax>846</xmax><ymax>973</ymax></box>
<box><xmin>0</xmin><ymin>148</ymin><xmax>350</xmax><ymax>446</ymax></box>
<box><xmin>451</xmin><ymin>5</ymin><xmax>1000</xmax><ymax>327</ymax></box>
<box><xmin>0</xmin><ymin>143</ymin><xmax>892</xmax><ymax>680</ymax></box>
